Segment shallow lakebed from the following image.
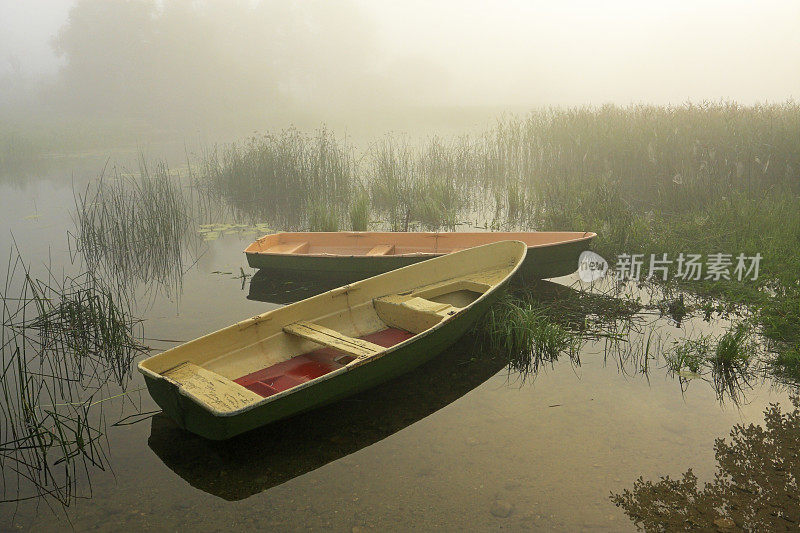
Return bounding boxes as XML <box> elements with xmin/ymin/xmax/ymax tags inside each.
<box><xmin>1</xmin><ymin>173</ymin><xmax>796</xmax><ymax>532</ymax></box>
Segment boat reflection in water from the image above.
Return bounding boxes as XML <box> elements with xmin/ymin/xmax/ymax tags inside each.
<box><xmin>247</xmin><ymin>267</ymin><xmax>564</xmax><ymax>307</ymax></box>
<box><xmin>147</xmin><ymin>335</ymin><xmax>507</xmax><ymax>500</ymax></box>
<box><xmin>246</xmin><ymin>268</ymin><xmax>363</xmax><ymax>304</ymax></box>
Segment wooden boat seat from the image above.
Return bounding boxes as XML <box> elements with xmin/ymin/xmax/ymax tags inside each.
<box><xmin>162</xmin><ymin>362</ymin><xmax>262</xmax><ymax>413</ymax></box>
<box><xmin>265</xmin><ymin>241</ymin><xmax>309</xmax><ymax>254</ymax></box>
<box><xmin>366</xmin><ymin>244</ymin><xmax>395</xmax><ymax>256</ymax></box>
<box><xmin>371</xmin><ymin>274</ymin><xmax>498</xmax><ymax>333</ymax></box>
<box><xmin>402</xmin><ymin>296</ymin><xmax>454</xmax><ymax>314</ymax></box>
<box><xmin>412</xmin><ymin>279</ymin><xmax>492</xmax><ymax>300</ymax></box>
<box><xmin>283</xmin><ymin>321</ymin><xmax>385</xmax><ymax>359</ymax></box>
<box><xmin>373</xmin><ymin>296</ymin><xmax>459</xmax><ymax>334</ymax></box>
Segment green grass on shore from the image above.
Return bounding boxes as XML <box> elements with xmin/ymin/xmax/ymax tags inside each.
<box><xmin>128</xmin><ymin>102</ymin><xmax>800</xmax><ymax>381</ymax></box>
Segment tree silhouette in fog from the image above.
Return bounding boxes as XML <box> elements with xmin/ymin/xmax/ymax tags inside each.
<box><xmin>611</xmin><ymin>396</ymin><xmax>800</xmax><ymax>531</ymax></box>
<box><xmin>50</xmin><ymin>0</ymin><xmax>387</xmax><ymax>126</ymax></box>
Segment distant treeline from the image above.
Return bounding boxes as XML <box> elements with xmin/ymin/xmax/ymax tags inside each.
<box><xmin>0</xmin><ymin>0</ymin><xmax>420</xmax><ymax>130</ymax></box>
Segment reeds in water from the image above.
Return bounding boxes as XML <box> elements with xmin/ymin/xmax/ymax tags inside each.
<box><xmin>369</xmin><ymin>136</ymin><xmax>472</xmax><ymax>230</ymax></box>
<box><xmin>709</xmin><ymin>323</ymin><xmax>757</xmax><ymax>404</ymax></box>
<box><xmin>0</xmin><ymin>247</ymin><xmax>146</xmax><ymax>506</ymax></box>
<box><xmin>772</xmin><ymin>346</ymin><xmax>800</xmax><ymax>381</ymax></box>
<box><xmin>479</xmin><ymin>292</ymin><xmax>580</xmax><ymax>379</ymax></box>
<box><xmin>664</xmin><ymin>336</ymin><xmax>711</xmax><ymax>374</ymax></box>
<box><xmin>349</xmin><ymin>188</ymin><xmax>370</xmax><ymax>231</ymax></box>
<box><xmin>660</xmin><ymin>321</ymin><xmax>760</xmax><ymax>405</ymax></box>
<box><xmin>307</xmin><ymin>200</ymin><xmax>339</xmax><ymax>232</ymax></box>
<box><xmin>202</xmin><ymin>127</ymin><xmax>355</xmax><ymax>229</ymax></box>
<box><xmin>73</xmin><ymin>156</ymin><xmax>192</xmax><ymax>296</ymax></box>
<box><xmin>23</xmin><ymin>273</ymin><xmax>147</xmax><ymax>388</ymax></box>
<box><xmin>201</xmin><ymin>103</ymin><xmax>800</xmax><ymax>374</ymax></box>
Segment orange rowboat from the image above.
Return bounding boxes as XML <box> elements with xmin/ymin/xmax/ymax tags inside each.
<box><xmin>244</xmin><ymin>231</ymin><xmax>595</xmax><ymax>279</ymax></box>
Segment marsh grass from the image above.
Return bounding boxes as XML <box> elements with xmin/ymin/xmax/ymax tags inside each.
<box><xmin>307</xmin><ymin>200</ymin><xmax>339</xmax><ymax>232</ymax></box>
<box><xmin>73</xmin><ymin>156</ymin><xmax>192</xmax><ymax>296</ymax></box>
<box><xmin>23</xmin><ymin>273</ymin><xmax>147</xmax><ymax>388</ymax></box>
<box><xmin>665</xmin><ymin>336</ymin><xmax>712</xmax><ymax>374</ymax></box>
<box><xmin>713</xmin><ymin>322</ymin><xmax>755</xmax><ymax>367</ymax></box>
<box><xmin>202</xmin><ymin>127</ymin><xmax>354</xmax><ymax>228</ymax></box>
<box><xmin>600</xmin><ymin>318</ymin><xmax>664</xmax><ymax>379</ymax></box>
<box><xmin>477</xmin><ymin>284</ymin><xmax>669</xmax><ymax>383</ymax></box>
<box><xmin>484</xmin><ymin>280</ymin><xmax>767</xmax><ymax>404</ymax></box>
<box><xmin>204</xmin><ymin>103</ymin><xmax>800</xmax><ymax>381</ymax></box>
<box><xmin>480</xmin><ymin>292</ymin><xmax>580</xmax><ymax>379</ymax></box>
<box><xmin>0</xmin><ymin>247</ymin><xmax>146</xmax><ymax>506</ymax></box>
<box><xmin>349</xmin><ymin>188</ymin><xmax>370</xmax><ymax>231</ymax></box>
<box><xmin>708</xmin><ymin>322</ymin><xmax>757</xmax><ymax>403</ymax></box>
<box><xmin>505</xmin><ymin>180</ymin><xmax>525</xmax><ymax>223</ymax></box>
<box><xmin>660</xmin><ymin>321</ymin><xmax>760</xmax><ymax>404</ymax></box>
<box><xmin>507</xmin><ymin>280</ymin><xmax>644</xmax><ymax>339</ymax></box>
<box><xmin>771</xmin><ymin>346</ymin><xmax>800</xmax><ymax>381</ymax></box>
<box><xmin>760</xmin><ymin>287</ymin><xmax>800</xmax><ymax>345</ymax></box>
<box><xmin>369</xmin><ymin>136</ymin><xmax>473</xmax><ymax>230</ymax></box>
<box><xmin>369</xmin><ymin>137</ymin><xmax>416</xmax><ymax>230</ymax></box>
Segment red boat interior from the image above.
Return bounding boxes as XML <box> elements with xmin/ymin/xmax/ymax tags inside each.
<box><xmin>234</xmin><ymin>327</ymin><xmax>414</xmax><ymax>398</ymax></box>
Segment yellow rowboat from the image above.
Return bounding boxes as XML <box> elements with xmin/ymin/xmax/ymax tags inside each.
<box><xmin>244</xmin><ymin>231</ymin><xmax>596</xmax><ymax>279</ymax></box>
<box><xmin>139</xmin><ymin>241</ymin><xmax>527</xmax><ymax>439</ymax></box>
<box><xmin>147</xmin><ymin>334</ymin><xmax>508</xmax><ymax>499</ymax></box>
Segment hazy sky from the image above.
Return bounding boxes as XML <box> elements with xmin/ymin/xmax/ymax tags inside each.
<box><xmin>2</xmin><ymin>0</ymin><xmax>799</xmax><ymax>106</ymax></box>
<box><xmin>0</xmin><ymin>1</ymin><xmax>71</xmax><ymax>75</ymax></box>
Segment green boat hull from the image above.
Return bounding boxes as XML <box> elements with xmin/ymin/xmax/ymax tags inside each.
<box><xmin>142</xmin><ymin>288</ymin><xmax>500</xmax><ymax>440</ymax></box>
<box><xmin>245</xmin><ymin>238</ymin><xmax>590</xmax><ymax>280</ymax></box>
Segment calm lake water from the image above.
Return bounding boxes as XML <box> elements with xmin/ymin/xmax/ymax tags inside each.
<box><xmin>1</xmin><ymin>164</ymin><xmax>796</xmax><ymax>532</ymax></box>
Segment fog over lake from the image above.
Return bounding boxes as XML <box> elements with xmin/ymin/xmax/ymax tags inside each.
<box><xmin>2</xmin><ymin>0</ymin><xmax>798</xmax><ymax>137</ymax></box>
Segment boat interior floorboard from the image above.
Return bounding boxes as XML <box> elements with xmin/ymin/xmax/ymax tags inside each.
<box><xmin>234</xmin><ymin>327</ymin><xmax>415</xmax><ymax>398</ymax></box>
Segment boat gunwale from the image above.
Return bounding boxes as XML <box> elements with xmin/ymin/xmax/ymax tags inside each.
<box><xmin>139</xmin><ymin>240</ymin><xmax>527</xmax><ymax>418</ymax></box>
<box><xmin>243</xmin><ymin>231</ymin><xmax>596</xmax><ymax>259</ymax></box>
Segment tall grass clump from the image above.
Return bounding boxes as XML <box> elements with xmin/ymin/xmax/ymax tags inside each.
<box><xmin>480</xmin><ymin>293</ymin><xmax>580</xmax><ymax>379</ymax></box>
<box><xmin>307</xmin><ymin>200</ymin><xmax>339</xmax><ymax>232</ymax></box>
<box><xmin>349</xmin><ymin>188</ymin><xmax>370</xmax><ymax>231</ymax></box>
<box><xmin>411</xmin><ymin>137</ymin><xmax>472</xmax><ymax>230</ymax></box>
<box><xmin>665</xmin><ymin>336</ymin><xmax>711</xmax><ymax>374</ymax></box>
<box><xmin>369</xmin><ymin>136</ymin><xmax>473</xmax><ymax>230</ymax></box>
<box><xmin>74</xmin><ymin>156</ymin><xmax>192</xmax><ymax>295</ymax></box>
<box><xmin>0</xmin><ymin>248</ymin><xmax>146</xmax><ymax>506</ymax></box>
<box><xmin>661</xmin><ymin>323</ymin><xmax>760</xmax><ymax>404</ymax></box>
<box><xmin>202</xmin><ymin>127</ymin><xmax>355</xmax><ymax>228</ymax></box>
<box><xmin>369</xmin><ymin>136</ymin><xmax>415</xmax><ymax>230</ymax></box>
<box><xmin>771</xmin><ymin>346</ymin><xmax>800</xmax><ymax>381</ymax></box>
<box><xmin>505</xmin><ymin>180</ymin><xmax>526</xmax><ymax>223</ymax></box>
<box><xmin>712</xmin><ymin>323</ymin><xmax>755</xmax><ymax>367</ymax></box>
<box><xmin>709</xmin><ymin>322</ymin><xmax>757</xmax><ymax>404</ymax></box>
